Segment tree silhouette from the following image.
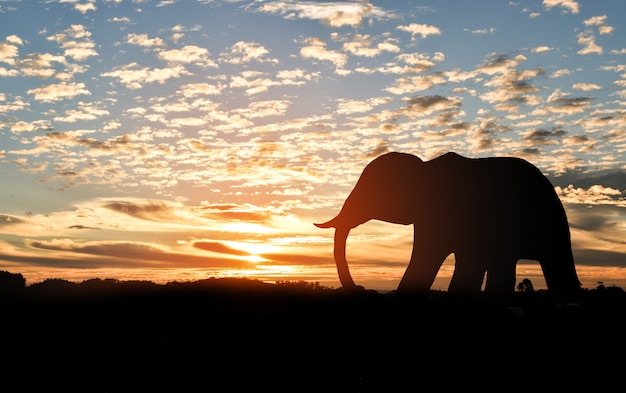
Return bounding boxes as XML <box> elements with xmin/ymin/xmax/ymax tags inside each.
<box><xmin>0</xmin><ymin>270</ymin><xmax>26</xmax><ymax>293</ymax></box>
<box><xmin>517</xmin><ymin>278</ymin><xmax>534</xmax><ymax>293</ymax></box>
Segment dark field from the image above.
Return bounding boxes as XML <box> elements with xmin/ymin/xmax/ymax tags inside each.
<box><xmin>1</xmin><ymin>275</ymin><xmax>624</xmax><ymax>393</ymax></box>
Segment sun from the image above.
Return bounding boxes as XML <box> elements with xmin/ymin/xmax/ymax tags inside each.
<box><xmin>241</xmin><ymin>254</ymin><xmax>267</xmax><ymax>263</ymax></box>
<box><xmin>227</xmin><ymin>241</ymin><xmax>280</xmax><ymax>263</ymax></box>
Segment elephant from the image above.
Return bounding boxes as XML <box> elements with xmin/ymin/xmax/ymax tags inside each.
<box><xmin>315</xmin><ymin>151</ymin><xmax>581</xmax><ymax>300</ymax></box>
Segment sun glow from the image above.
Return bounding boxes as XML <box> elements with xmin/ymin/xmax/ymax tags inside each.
<box><xmin>222</xmin><ymin>222</ymin><xmax>276</xmax><ymax>234</ymax></box>
<box><xmin>227</xmin><ymin>241</ymin><xmax>280</xmax><ymax>256</ymax></box>
<box><xmin>241</xmin><ymin>254</ymin><xmax>267</xmax><ymax>263</ymax></box>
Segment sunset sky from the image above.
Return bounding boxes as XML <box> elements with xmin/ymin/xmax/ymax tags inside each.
<box><xmin>1</xmin><ymin>0</ymin><xmax>626</xmax><ymax>290</ymax></box>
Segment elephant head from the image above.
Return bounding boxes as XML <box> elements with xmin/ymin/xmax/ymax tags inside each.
<box><xmin>315</xmin><ymin>152</ymin><xmax>424</xmax><ymax>289</ymax></box>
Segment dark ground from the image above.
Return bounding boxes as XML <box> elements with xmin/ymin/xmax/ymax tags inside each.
<box><xmin>1</xmin><ymin>276</ymin><xmax>624</xmax><ymax>392</ymax></box>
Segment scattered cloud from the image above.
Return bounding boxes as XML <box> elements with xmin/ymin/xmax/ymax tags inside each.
<box><xmin>46</xmin><ymin>24</ymin><xmax>98</xmax><ymax>61</ymax></box>
<box><xmin>157</xmin><ymin>45</ymin><xmax>218</xmax><ymax>68</ymax></box>
<box><xmin>396</xmin><ymin>23</ymin><xmax>441</xmax><ymax>40</ymax></box>
<box><xmin>26</xmin><ymin>82</ymin><xmax>91</xmax><ymax>102</ymax></box>
<box><xmin>583</xmin><ymin>15</ymin><xmax>614</xmax><ymax>35</ymax></box>
<box><xmin>577</xmin><ymin>31</ymin><xmax>602</xmax><ymax>55</ymax></box>
<box><xmin>531</xmin><ymin>46</ymin><xmax>554</xmax><ymax>54</ymax></box>
<box><xmin>573</xmin><ymin>83</ymin><xmax>601</xmax><ymax>91</ymax></box>
<box><xmin>127</xmin><ymin>33</ymin><xmax>166</xmax><ymax>48</ymax></box>
<box><xmin>542</xmin><ymin>0</ymin><xmax>579</xmax><ymax>14</ymax></box>
<box><xmin>299</xmin><ymin>37</ymin><xmax>348</xmax><ymax>73</ymax></box>
<box><xmin>101</xmin><ymin>62</ymin><xmax>189</xmax><ymax>89</ymax></box>
<box><xmin>219</xmin><ymin>41</ymin><xmax>277</xmax><ymax>64</ymax></box>
<box><xmin>252</xmin><ymin>1</ymin><xmax>394</xmax><ymax>27</ymax></box>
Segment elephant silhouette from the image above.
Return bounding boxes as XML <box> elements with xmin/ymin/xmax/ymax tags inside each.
<box><xmin>315</xmin><ymin>152</ymin><xmax>581</xmax><ymax>300</ymax></box>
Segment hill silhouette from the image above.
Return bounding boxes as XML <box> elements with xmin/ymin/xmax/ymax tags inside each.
<box><xmin>0</xmin><ymin>271</ymin><xmax>624</xmax><ymax>392</ymax></box>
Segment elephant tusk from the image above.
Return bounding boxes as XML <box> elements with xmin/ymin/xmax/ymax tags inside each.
<box><xmin>313</xmin><ymin>217</ymin><xmax>338</xmax><ymax>228</ymax></box>
<box><xmin>333</xmin><ymin>226</ymin><xmax>358</xmax><ymax>290</ymax></box>
<box><xmin>315</xmin><ymin>217</ymin><xmax>358</xmax><ymax>290</ymax></box>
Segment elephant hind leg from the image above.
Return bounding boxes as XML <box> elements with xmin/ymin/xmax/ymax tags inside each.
<box><xmin>447</xmin><ymin>253</ymin><xmax>487</xmax><ymax>299</ymax></box>
<box><xmin>540</xmin><ymin>250</ymin><xmax>581</xmax><ymax>301</ymax></box>
<box><xmin>483</xmin><ymin>259</ymin><xmax>517</xmax><ymax>303</ymax></box>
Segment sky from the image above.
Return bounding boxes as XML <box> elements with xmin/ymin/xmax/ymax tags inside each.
<box><xmin>1</xmin><ymin>0</ymin><xmax>626</xmax><ymax>291</ymax></box>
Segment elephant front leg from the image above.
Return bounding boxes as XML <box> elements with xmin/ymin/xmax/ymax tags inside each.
<box><xmin>397</xmin><ymin>244</ymin><xmax>448</xmax><ymax>297</ymax></box>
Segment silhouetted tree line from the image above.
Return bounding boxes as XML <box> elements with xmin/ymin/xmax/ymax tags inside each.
<box><xmin>1</xmin><ymin>270</ymin><xmax>624</xmax><ymax>308</ymax></box>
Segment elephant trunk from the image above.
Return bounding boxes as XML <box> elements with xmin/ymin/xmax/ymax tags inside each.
<box><xmin>314</xmin><ymin>217</ymin><xmax>358</xmax><ymax>290</ymax></box>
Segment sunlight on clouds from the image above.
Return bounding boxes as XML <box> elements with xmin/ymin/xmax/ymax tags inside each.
<box><xmin>556</xmin><ymin>185</ymin><xmax>626</xmax><ymax>206</ymax></box>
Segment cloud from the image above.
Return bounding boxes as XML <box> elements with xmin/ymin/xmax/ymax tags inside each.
<box><xmin>396</xmin><ymin>23</ymin><xmax>441</xmax><ymax>40</ymax></box>
<box><xmin>583</xmin><ymin>15</ymin><xmax>614</xmax><ymax>35</ymax></box>
<box><xmin>157</xmin><ymin>45</ymin><xmax>218</xmax><ymax>68</ymax></box>
<box><xmin>17</xmin><ymin>53</ymin><xmax>67</xmax><ymax>79</ymax></box>
<box><xmin>253</xmin><ymin>1</ymin><xmax>393</xmax><ymax>27</ymax></box>
<box><xmin>401</xmin><ymin>95</ymin><xmax>462</xmax><ymax>117</ymax></box>
<box><xmin>384</xmin><ymin>75</ymin><xmax>446</xmax><ymax>95</ymax></box>
<box><xmin>542</xmin><ymin>0</ymin><xmax>579</xmax><ymax>14</ymax></box>
<box><xmin>336</xmin><ymin>97</ymin><xmax>391</xmax><ymax>115</ymax></box>
<box><xmin>477</xmin><ymin>53</ymin><xmax>527</xmax><ymax>75</ymax></box>
<box><xmin>0</xmin><ymin>214</ymin><xmax>24</xmax><ymax>226</ymax></box>
<box><xmin>197</xmin><ymin>203</ymin><xmax>273</xmax><ymax>223</ymax></box>
<box><xmin>109</xmin><ymin>16</ymin><xmax>131</xmax><ymax>23</ymax></box>
<box><xmin>476</xmin><ymin>54</ymin><xmax>543</xmax><ymax>108</ymax></box>
<box><xmin>232</xmin><ymin>100</ymin><xmax>291</xmax><ymax>118</ymax></box>
<box><xmin>299</xmin><ymin>37</ymin><xmax>348</xmax><ymax>73</ymax></box>
<box><xmin>193</xmin><ymin>241</ymin><xmax>250</xmax><ymax>256</ymax></box>
<box><xmin>103</xmin><ymin>200</ymin><xmax>178</xmax><ymax>221</ymax></box>
<box><xmin>219</xmin><ymin>41</ymin><xmax>277</xmax><ymax>64</ymax></box>
<box><xmin>229</xmin><ymin>70</ymin><xmax>280</xmax><ymax>95</ymax></box>
<box><xmin>577</xmin><ymin>32</ymin><xmax>602</xmax><ymax>55</ymax></box>
<box><xmin>101</xmin><ymin>62</ymin><xmax>189</xmax><ymax>89</ymax></box>
<box><xmin>67</xmin><ymin>225</ymin><xmax>101</xmax><ymax>230</ymax></box>
<box><xmin>26</xmin><ymin>82</ymin><xmax>91</xmax><ymax>102</ymax></box>
<box><xmin>550</xmin><ymin>68</ymin><xmax>572</xmax><ymax>78</ymax></box>
<box><xmin>46</xmin><ymin>24</ymin><xmax>98</xmax><ymax>61</ymax></box>
<box><xmin>0</xmin><ymin>36</ymin><xmax>21</xmax><ymax>65</ymax></box>
<box><xmin>276</xmin><ymin>67</ymin><xmax>320</xmax><ymax>85</ymax></box>
<box><xmin>466</xmin><ymin>27</ymin><xmax>495</xmax><ymax>35</ymax></box>
<box><xmin>53</xmin><ymin>101</ymin><xmax>109</xmax><ymax>123</ymax></box>
<box><xmin>75</xmin><ymin>2</ymin><xmax>96</xmax><ymax>14</ymax></box>
<box><xmin>556</xmin><ymin>185</ymin><xmax>626</xmax><ymax>207</ymax></box>
<box><xmin>546</xmin><ymin>89</ymin><xmax>593</xmax><ymax>114</ymax></box>
<box><xmin>551</xmin><ymin>168</ymin><xmax>626</xmax><ymax>191</ymax></box>
<box><xmin>9</xmin><ymin>119</ymin><xmax>53</xmax><ymax>133</ymax></box>
<box><xmin>520</xmin><ymin>128</ymin><xmax>567</xmax><ymax>145</ymax></box>
<box><xmin>531</xmin><ymin>46</ymin><xmax>553</xmax><ymax>54</ymax></box>
<box><xmin>178</xmin><ymin>82</ymin><xmax>225</xmax><ymax>97</ymax></box>
<box><xmin>25</xmin><ymin>238</ymin><xmax>250</xmax><ymax>268</ymax></box>
<box><xmin>340</xmin><ymin>34</ymin><xmax>400</xmax><ymax>57</ymax></box>
<box><xmin>126</xmin><ymin>33</ymin><xmax>166</xmax><ymax>48</ymax></box>
<box><xmin>573</xmin><ymin>83</ymin><xmax>601</xmax><ymax>91</ymax></box>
